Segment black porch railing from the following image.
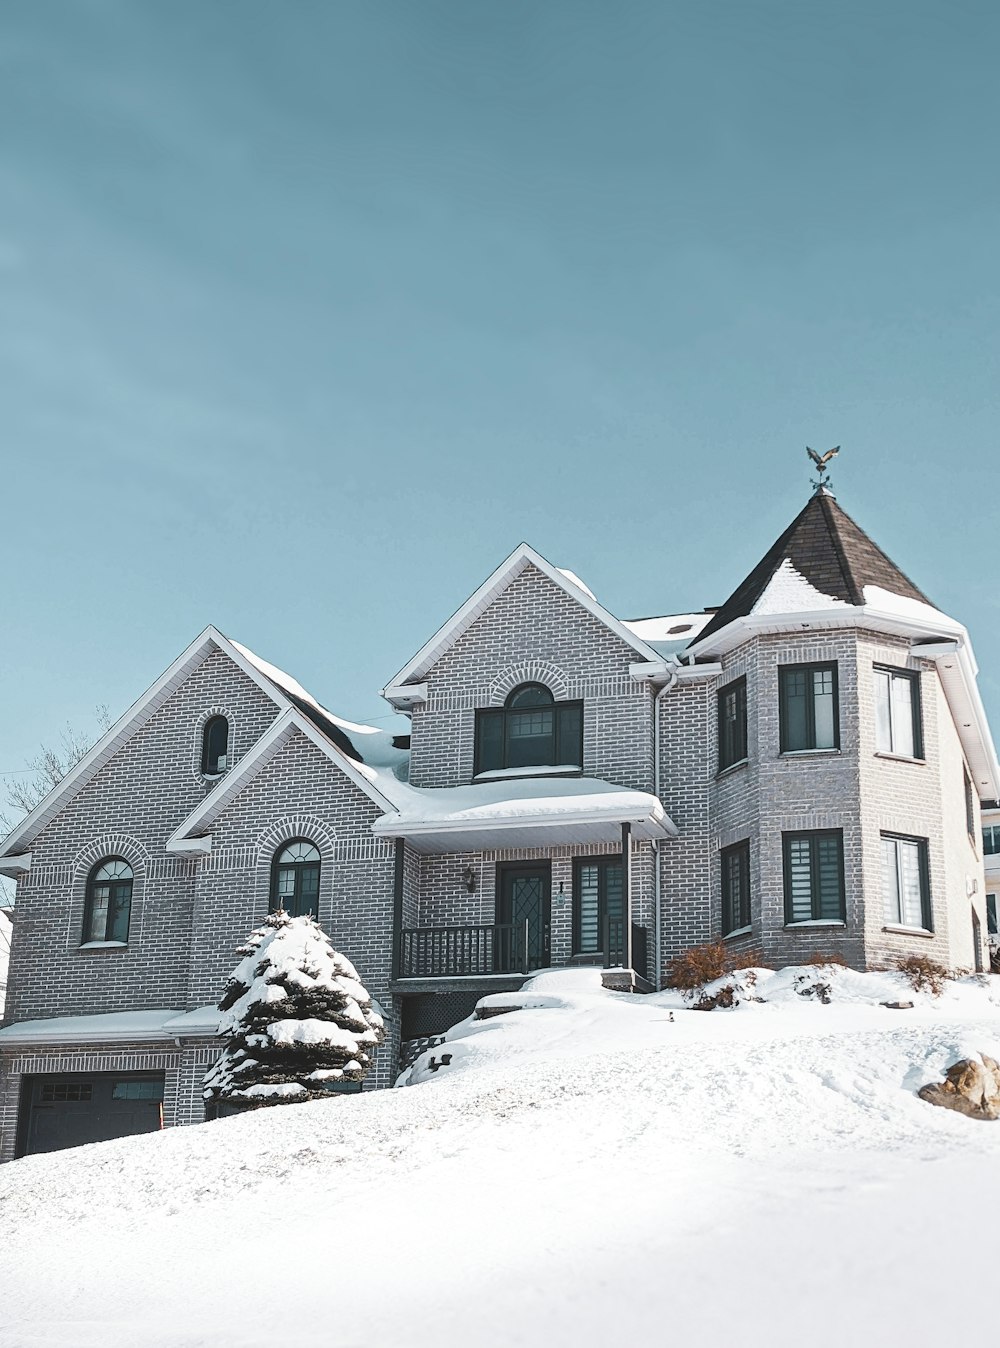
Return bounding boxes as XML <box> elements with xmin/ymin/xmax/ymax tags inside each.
<box><xmin>398</xmin><ymin>923</ymin><xmax>527</xmax><ymax>979</ymax></box>
<box><xmin>604</xmin><ymin>918</ymin><xmax>649</xmax><ymax>982</ymax></box>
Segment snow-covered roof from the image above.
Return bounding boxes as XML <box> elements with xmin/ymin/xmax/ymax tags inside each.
<box><xmin>382</xmin><ymin>542</ymin><xmax>661</xmax><ymax>706</ymax></box>
<box><xmin>0</xmin><ymin>627</ymin><xmax>410</xmax><ymax>875</ymax></box>
<box><xmin>621</xmin><ymin>612</ymin><xmax>714</xmax><ymax>658</ymax></box>
<box><xmin>372</xmin><ymin>775</ymin><xmax>675</xmax><ymax>853</ymax></box>
<box><xmin>0</xmin><ymin>1006</ymin><xmax>222</xmax><ymax>1046</ymax></box>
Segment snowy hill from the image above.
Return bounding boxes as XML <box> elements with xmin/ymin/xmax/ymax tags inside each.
<box><xmin>3</xmin><ymin>966</ymin><xmax>1000</xmax><ymax>1348</ymax></box>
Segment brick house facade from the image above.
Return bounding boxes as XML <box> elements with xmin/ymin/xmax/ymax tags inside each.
<box><xmin>1</xmin><ymin>489</ymin><xmax>997</xmax><ymax>1159</ymax></box>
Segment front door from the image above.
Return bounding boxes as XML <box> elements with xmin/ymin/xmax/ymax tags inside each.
<box><xmin>498</xmin><ymin>864</ymin><xmax>551</xmax><ymax>971</ymax></box>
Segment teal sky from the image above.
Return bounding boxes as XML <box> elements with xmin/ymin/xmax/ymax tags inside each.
<box><xmin>2</xmin><ymin>0</ymin><xmax>999</xmax><ymax>798</ymax></box>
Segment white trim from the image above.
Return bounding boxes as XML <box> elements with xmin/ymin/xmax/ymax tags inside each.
<box><xmin>0</xmin><ymin>851</ymin><xmax>31</xmax><ymax>878</ymax></box>
<box><xmin>374</xmin><ymin>806</ymin><xmax>676</xmax><ymax>842</ymax></box>
<box><xmin>167</xmin><ymin>709</ymin><xmax>397</xmax><ymax>850</ymax></box>
<box><xmin>381</xmin><ymin>682</ymin><xmax>428</xmax><ymax>707</ymax></box>
<box><xmin>381</xmin><ymin>542</ymin><xmax>660</xmax><ymax>705</ymax></box>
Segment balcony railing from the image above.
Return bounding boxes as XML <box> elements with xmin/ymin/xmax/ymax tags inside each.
<box><xmin>604</xmin><ymin>918</ymin><xmax>649</xmax><ymax>982</ymax></box>
<box><xmin>397</xmin><ymin>920</ymin><xmax>649</xmax><ymax>981</ymax></box>
<box><xmin>398</xmin><ymin>923</ymin><xmax>528</xmax><ymax>979</ymax></box>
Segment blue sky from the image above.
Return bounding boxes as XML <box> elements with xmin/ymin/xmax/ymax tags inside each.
<box><xmin>2</xmin><ymin>0</ymin><xmax>999</xmax><ymax>795</ymax></box>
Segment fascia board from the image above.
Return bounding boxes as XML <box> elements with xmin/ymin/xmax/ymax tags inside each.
<box><xmin>0</xmin><ymin>851</ymin><xmax>31</xmax><ymax>878</ymax></box>
<box><xmin>0</xmin><ymin>628</ymin><xmax>228</xmax><ymax>858</ymax></box>
<box><xmin>373</xmin><ymin>806</ymin><xmax>677</xmax><ymax>840</ymax></box>
<box><xmin>382</xmin><ymin>542</ymin><xmax>659</xmax><ymax>696</ymax></box>
<box><xmin>381</xmin><ymin>682</ymin><xmax>428</xmax><ymax>709</ymax></box>
<box><xmin>915</xmin><ymin>640</ymin><xmax>1000</xmax><ymax>800</ymax></box>
<box><xmin>687</xmin><ymin>605</ymin><xmax>964</xmax><ymax>659</ymax></box>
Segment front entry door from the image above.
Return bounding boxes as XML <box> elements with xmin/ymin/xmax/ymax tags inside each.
<box><xmin>498</xmin><ymin>864</ymin><xmax>551</xmax><ymax>971</ymax></box>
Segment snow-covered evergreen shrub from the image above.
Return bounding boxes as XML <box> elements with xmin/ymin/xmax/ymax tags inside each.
<box><xmin>204</xmin><ymin>910</ymin><xmax>385</xmax><ymax>1109</ymax></box>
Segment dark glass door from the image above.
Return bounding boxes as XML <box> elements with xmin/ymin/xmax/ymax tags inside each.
<box><xmin>498</xmin><ymin>864</ymin><xmax>551</xmax><ymax>970</ymax></box>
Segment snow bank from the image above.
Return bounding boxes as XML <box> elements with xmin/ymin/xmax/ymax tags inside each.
<box><xmin>4</xmin><ymin>965</ymin><xmax>1000</xmax><ymax>1348</ymax></box>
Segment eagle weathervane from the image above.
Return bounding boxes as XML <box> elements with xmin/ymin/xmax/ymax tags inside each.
<box><xmin>807</xmin><ymin>444</ymin><xmax>839</xmax><ymax>494</ymax></box>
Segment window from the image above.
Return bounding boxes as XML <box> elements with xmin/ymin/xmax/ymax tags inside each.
<box><xmin>41</xmin><ymin>1082</ymin><xmax>92</xmax><ymax>1103</ymax></box>
<box><xmin>779</xmin><ymin>663</ymin><xmax>839</xmax><ymax>753</ymax></box>
<box><xmin>83</xmin><ymin>859</ymin><xmax>133</xmax><ymax>943</ymax></box>
<box><xmin>270</xmin><ymin>840</ymin><xmax>321</xmax><ymax>917</ymax></box>
<box><xmin>717</xmin><ymin>677</ymin><xmax>748</xmax><ymax>771</ymax></box>
<box><xmin>783</xmin><ymin>830</ymin><xmax>845</xmax><ymax>924</ymax></box>
<box><xmin>112</xmin><ymin>1079</ymin><xmax>164</xmax><ymax>1102</ymax></box>
<box><xmin>964</xmin><ymin>767</ymin><xmax>976</xmax><ymax>840</ymax></box>
<box><xmin>983</xmin><ymin>825</ymin><xmax>1000</xmax><ymax>856</ymax></box>
<box><xmin>881</xmin><ymin>833</ymin><xmax>931</xmax><ymax>930</ymax></box>
<box><xmin>201</xmin><ymin>716</ymin><xmax>229</xmax><ymax>775</ymax></box>
<box><xmin>873</xmin><ymin>667</ymin><xmax>922</xmax><ymax>758</ymax></box>
<box><xmin>475</xmin><ymin>684</ymin><xmax>583</xmax><ymax>776</ymax></box>
<box><xmin>573</xmin><ymin>857</ymin><xmax>623</xmax><ymax>954</ymax></box>
<box><xmin>721</xmin><ymin>841</ymin><xmax>751</xmax><ymax>935</ymax></box>
<box><xmin>988</xmin><ymin>894</ymin><xmax>998</xmax><ymax>938</ymax></box>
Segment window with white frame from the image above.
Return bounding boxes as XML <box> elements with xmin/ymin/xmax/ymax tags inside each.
<box><xmin>881</xmin><ymin>833</ymin><xmax>931</xmax><ymax>930</ymax></box>
<box><xmin>873</xmin><ymin>667</ymin><xmax>922</xmax><ymax>759</ymax></box>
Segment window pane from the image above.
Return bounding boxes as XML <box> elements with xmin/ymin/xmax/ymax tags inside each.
<box><xmin>890</xmin><ymin>675</ymin><xmax>915</xmax><ymax>757</ymax></box>
<box><xmin>605</xmin><ymin>864</ymin><xmax>623</xmax><ymax>923</ymax></box>
<box><xmin>815</xmin><ymin>835</ymin><xmax>843</xmax><ymax>919</ymax></box>
<box><xmin>882</xmin><ymin>836</ymin><xmax>900</xmax><ymax>922</ymax></box>
<box><xmin>812</xmin><ymin>669</ymin><xmax>836</xmax><ymax>750</ymax></box>
<box><xmin>476</xmin><ymin>710</ymin><xmax>504</xmax><ymax>773</ymax></box>
<box><xmin>556</xmin><ymin>704</ymin><xmax>583</xmax><ymax>768</ymax></box>
<box><xmin>988</xmin><ymin>894</ymin><xmax>998</xmax><ymax>937</ymax></box>
<box><xmin>577</xmin><ymin>865</ymin><xmax>600</xmax><ymax>953</ymax></box>
<box><xmin>897</xmin><ymin>840</ymin><xmax>924</xmax><ymax>928</ymax></box>
<box><xmin>87</xmin><ymin>885</ymin><xmax>110</xmax><ymax>941</ymax></box>
<box><xmin>508</xmin><ymin>685</ymin><xmax>552</xmax><ymax>710</ymax></box>
<box><xmin>108</xmin><ymin>882</ymin><xmax>131</xmax><ymax>942</ymax></box>
<box><xmin>782</xmin><ymin>670</ymin><xmax>810</xmax><ymax>751</ymax></box>
<box><xmin>874</xmin><ymin>671</ymin><xmax>892</xmax><ymax>753</ymax></box>
<box><xmin>506</xmin><ymin>709</ymin><xmax>555</xmax><ymax>767</ymax></box>
<box><xmin>787</xmin><ymin>838</ymin><xmax>813</xmax><ymax>922</ymax></box>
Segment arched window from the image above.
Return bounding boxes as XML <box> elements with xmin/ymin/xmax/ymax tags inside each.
<box><xmin>474</xmin><ymin>683</ymin><xmax>583</xmax><ymax>775</ymax></box>
<box><xmin>84</xmin><ymin>858</ymin><xmax>133</xmax><ymax>944</ymax></box>
<box><xmin>201</xmin><ymin>716</ymin><xmax>229</xmax><ymax>775</ymax></box>
<box><xmin>270</xmin><ymin>840</ymin><xmax>321</xmax><ymax>917</ymax></box>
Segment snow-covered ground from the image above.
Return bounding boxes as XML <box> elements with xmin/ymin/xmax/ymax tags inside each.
<box><xmin>4</xmin><ymin>965</ymin><xmax>1000</xmax><ymax>1348</ymax></box>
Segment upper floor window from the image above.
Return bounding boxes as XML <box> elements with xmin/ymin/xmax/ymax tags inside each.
<box><xmin>874</xmin><ymin>667</ymin><xmax>922</xmax><ymax>758</ymax></box>
<box><xmin>983</xmin><ymin>824</ymin><xmax>1000</xmax><ymax>856</ymax></box>
<box><xmin>202</xmin><ymin>716</ymin><xmax>229</xmax><ymax>775</ymax></box>
<box><xmin>717</xmin><ymin>677</ymin><xmax>747</xmax><ymax>771</ymax></box>
<box><xmin>779</xmin><ymin>663</ymin><xmax>839</xmax><ymax>753</ymax></box>
<box><xmin>721</xmin><ymin>840</ymin><xmax>751</xmax><ymax>935</ymax></box>
<box><xmin>84</xmin><ymin>858</ymin><xmax>133</xmax><ymax>944</ymax></box>
<box><xmin>474</xmin><ymin>684</ymin><xmax>583</xmax><ymax>776</ymax></box>
<box><xmin>881</xmin><ymin>832</ymin><xmax>931</xmax><ymax>930</ymax></box>
<box><xmin>783</xmin><ymin>830</ymin><xmax>845</xmax><ymax>924</ymax></box>
<box><xmin>270</xmin><ymin>840</ymin><xmax>320</xmax><ymax>917</ymax></box>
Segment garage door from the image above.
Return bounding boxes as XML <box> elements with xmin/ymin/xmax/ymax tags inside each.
<box><xmin>18</xmin><ymin>1072</ymin><xmax>165</xmax><ymax>1157</ymax></box>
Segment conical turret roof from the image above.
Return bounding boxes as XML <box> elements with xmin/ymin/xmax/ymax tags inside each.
<box><xmin>697</xmin><ymin>492</ymin><xmax>929</xmax><ymax>643</ymax></box>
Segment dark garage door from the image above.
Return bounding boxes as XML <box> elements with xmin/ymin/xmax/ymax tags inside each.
<box><xmin>18</xmin><ymin>1072</ymin><xmax>165</xmax><ymax>1157</ymax></box>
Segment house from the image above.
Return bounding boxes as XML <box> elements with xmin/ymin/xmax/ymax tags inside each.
<box><xmin>1</xmin><ymin>484</ymin><xmax>997</xmax><ymax>1159</ymax></box>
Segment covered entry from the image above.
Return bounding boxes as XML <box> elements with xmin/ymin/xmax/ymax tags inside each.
<box><xmin>17</xmin><ymin>1072</ymin><xmax>165</xmax><ymax>1157</ymax></box>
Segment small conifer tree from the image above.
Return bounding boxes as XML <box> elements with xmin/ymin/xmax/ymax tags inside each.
<box><xmin>204</xmin><ymin>910</ymin><xmax>385</xmax><ymax>1109</ymax></box>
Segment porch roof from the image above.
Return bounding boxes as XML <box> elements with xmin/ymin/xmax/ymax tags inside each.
<box><xmin>371</xmin><ymin>775</ymin><xmax>675</xmax><ymax>854</ymax></box>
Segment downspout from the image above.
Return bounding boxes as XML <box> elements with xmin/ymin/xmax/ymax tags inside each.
<box><xmin>652</xmin><ymin>659</ymin><xmax>680</xmax><ymax>990</ymax></box>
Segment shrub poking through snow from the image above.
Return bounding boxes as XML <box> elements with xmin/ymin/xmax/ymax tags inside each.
<box><xmin>804</xmin><ymin>950</ymin><xmax>849</xmax><ymax>968</ymax></box>
<box><xmin>892</xmin><ymin>953</ymin><xmax>949</xmax><ymax>997</ymax></box>
<box><xmin>666</xmin><ymin>940</ymin><xmax>762</xmax><ymax>993</ymax></box>
<box><xmin>203</xmin><ymin>910</ymin><xmax>385</xmax><ymax>1109</ymax></box>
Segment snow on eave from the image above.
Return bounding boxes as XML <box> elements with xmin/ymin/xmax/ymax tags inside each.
<box><xmin>168</xmin><ymin>709</ymin><xmax>398</xmax><ymax>848</ymax></box>
<box><xmin>381</xmin><ymin>542</ymin><xmax>660</xmax><ymax>702</ymax></box>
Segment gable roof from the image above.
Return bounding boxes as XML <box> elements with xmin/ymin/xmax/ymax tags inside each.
<box><xmin>0</xmin><ymin>627</ymin><xmax>408</xmax><ymax>868</ymax></box>
<box><xmin>382</xmin><ymin>542</ymin><xmax>660</xmax><ymax>704</ymax></box>
<box><xmin>695</xmin><ymin>492</ymin><xmax>930</xmax><ymax>645</ymax></box>
<box><xmin>167</xmin><ymin>708</ymin><xmax>398</xmax><ymax>852</ymax></box>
